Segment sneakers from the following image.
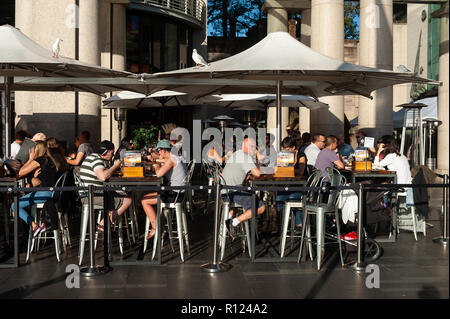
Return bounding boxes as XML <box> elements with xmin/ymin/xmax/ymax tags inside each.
<box><xmin>341</xmin><ymin>231</ymin><xmax>358</xmax><ymax>241</ymax></box>
<box><xmin>228</xmin><ymin>222</ymin><xmax>239</xmax><ymax>239</ymax></box>
<box><xmin>32</xmin><ymin>223</ymin><xmax>47</xmax><ymax>238</ymax></box>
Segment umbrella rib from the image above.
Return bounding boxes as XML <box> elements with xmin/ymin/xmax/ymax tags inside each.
<box><xmin>194</xmin><ymin>86</ymin><xmax>227</xmax><ymax>99</ymax></box>
<box><xmin>135</xmin><ymin>98</ymin><xmax>146</xmax><ymax>109</ymax></box>
<box><xmin>174</xmin><ymin>96</ymin><xmax>182</xmax><ymax>107</ymax></box>
<box><xmin>71</xmin><ymin>84</ymin><xmax>106</xmax><ymax>97</ymax></box>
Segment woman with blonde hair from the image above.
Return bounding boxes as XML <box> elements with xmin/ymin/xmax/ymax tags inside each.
<box><xmin>11</xmin><ymin>141</ymin><xmax>61</xmax><ymax>237</ymax></box>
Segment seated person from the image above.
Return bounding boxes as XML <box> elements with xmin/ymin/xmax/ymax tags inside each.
<box><xmin>275</xmin><ymin>137</ymin><xmax>308</xmax><ymax>229</ymax></box>
<box><xmin>299</xmin><ymin>132</ymin><xmax>311</xmax><ymax>153</ymax></box>
<box><xmin>374</xmin><ymin>139</ymin><xmax>413</xmax><ymax>202</ymax></box>
<box><xmin>337</xmin><ymin>134</ymin><xmax>354</xmax><ymax>160</ymax></box>
<box><xmin>354</xmin><ymin>130</ymin><xmax>377</xmax><ymax>157</ymax></box>
<box><xmin>66</xmin><ymin>131</ymin><xmax>93</xmax><ymax>174</ymax></box>
<box><xmin>7</xmin><ymin>132</ymin><xmax>47</xmax><ymax>174</ymax></box>
<box><xmin>315</xmin><ymin>135</ymin><xmax>345</xmax><ymax>182</ymax></box>
<box><xmin>10</xmin><ymin>130</ymin><xmax>29</xmax><ymax>159</ymax></box>
<box><xmin>256</xmin><ymin>133</ymin><xmax>277</xmax><ymax>167</ymax></box>
<box><xmin>141</xmin><ymin>139</ymin><xmax>187</xmax><ymax>240</ymax></box>
<box><xmin>304</xmin><ymin>133</ymin><xmax>325</xmax><ymax>166</ymax></box>
<box><xmin>221</xmin><ymin>137</ymin><xmax>265</xmax><ymax>237</ymax></box>
<box><xmin>79</xmin><ymin>140</ymin><xmax>132</xmax><ymax>232</ymax></box>
<box><xmin>115</xmin><ymin>136</ymin><xmax>135</xmax><ymax>161</ymax></box>
<box><xmin>11</xmin><ymin>141</ymin><xmax>64</xmax><ymax>236</ymax></box>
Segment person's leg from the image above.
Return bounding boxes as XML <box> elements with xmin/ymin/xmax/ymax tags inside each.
<box><xmin>275</xmin><ymin>193</ymin><xmax>289</xmax><ymax>215</ymax></box>
<box><xmin>236</xmin><ymin>195</ymin><xmax>265</xmax><ymax>223</ymax></box>
<box><xmin>287</xmin><ymin>192</ymin><xmax>303</xmax><ymax>227</ymax></box>
<box><xmin>141</xmin><ymin>193</ymin><xmax>158</xmax><ymax>238</ymax></box>
<box><xmin>117</xmin><ymin>196</ymin><xmax>132</xmax><ymax>216</ymax></box>
<box><xmin>12</xmin><ymin>191</ymin><xmax>52</xmax><ymax>227</ymax></box>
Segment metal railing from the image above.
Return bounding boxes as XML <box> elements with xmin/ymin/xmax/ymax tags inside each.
<box><xmin>142</xmin><ymin>0</ymin><xmax>206</xmax><ymax>22</ymax></box>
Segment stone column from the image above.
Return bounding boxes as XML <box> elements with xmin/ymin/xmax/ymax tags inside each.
<box><xmin>79</xmin><ymin>0</ymin><xmax>101</xmax><ymax>146</ymax></box>
<box><xmin>300</xmin><ymin>8</ymin><xmax>311</xmax><ymax>47</ymax></box>
<box><xmin>437</xmin><ymin>14</ymin><xmax>449</xmax><ymax>173</ymax></box>
<box><xmin>101</xmin><ymin>3</ymin><xmax>127</xmax><ymax>147</ymax></box>
<box><xmin>310</xmin><ymin>0</ymin><xmax>344</xmax><ymax>136</ymax></box>
<box><xmin>267</xmin><ymin>8</ymin><xmax>289</xmax><ymax>33</ymax></box>
<box><xmin>358</xmin><ymin>0</ymin><xmax>393</xmax><ymax>139</ymax></box>
<box><xmin>14</xmin><ymin>0</ymin><xmax>34</xmax><ymax>130</ymax></box>
<box><xmin>299</xmin><ymin>8</ymin><xmax>312</xmax><ymax>134</ymax></box>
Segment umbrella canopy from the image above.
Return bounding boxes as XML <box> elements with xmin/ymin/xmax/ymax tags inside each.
<box><xmin>141</xmin><ymin>31</ymin><xmax>439</xmax><ymax>149</ymax></box>
<box><xmin>216</xmin><ymin>94</ymin><xmax>329</xmax><ymax>111</ymax></box>
<box><xmin>144</xmin><ymin>32</ymin><xmax>439</xmax><ymax>99</ymax></box>
<box><xmin>103</xmin><ymin>91</ymin><xmax>328</xmax><ymax>110</ymax></box>
<box><xmin>102</xmin><ymin>90</ymin><xmax>215</xmax><ymax>109</ymax></box>
<box><xmin>0</xmin><ymin>24</ymin><xmax>135</xmax><ymax>157</ymax></box>
<box><xmin>0</xmin><ymin>25</ymin><xmax>131</xmax><ymax>78</ymax></box>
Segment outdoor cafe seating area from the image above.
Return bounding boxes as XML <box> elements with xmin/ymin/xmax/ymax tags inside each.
<box><xmin>0</xmin><ymin>24</ymin><xmax>448</xmax><ymax>300</ymax></box>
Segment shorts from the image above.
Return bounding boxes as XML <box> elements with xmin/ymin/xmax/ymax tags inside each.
<box><xmin>80</xmin><ymin>191</ymin><xmax>123</xmax><ymax>211</ymax></box>
<box><xmin>222</xmin><ymin>191</ymin><xmax>264</xmax><ymax>211</ymax></box>
<box><xmin>160</xmin><ymin>191</ymin><xmax>184</xmax><ymax>203</ymax></box>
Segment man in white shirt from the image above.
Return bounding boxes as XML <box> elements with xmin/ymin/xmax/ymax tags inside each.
<box><xmin>10</xmin><ymin>130</ymin><xmax>28</xmax><ymax>159</ymax></box>
<box><xmin>304</xmin><ymin>133</ymin><xmax>325</xmax><ymax>166</ymax></box>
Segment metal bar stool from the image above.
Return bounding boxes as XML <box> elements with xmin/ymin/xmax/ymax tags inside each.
<box><xmin>298</xmin><ymin>167</ymin><xmax>346</xmax><ymax>271</ymax></box>
<box><xmin>279</xmin><ymin>170</ymin><xmax>323</xmax><ymax>258</ymax></box>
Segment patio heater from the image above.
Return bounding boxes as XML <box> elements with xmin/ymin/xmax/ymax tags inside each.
<box><xmin>424</xmin><ymin>119</ymin><xmax>442</xmax><ymax>171</ymax></box>
<box><xmin>399</xmin><ymin>103</ymin><xmax>426</xmax><ymax>168</ymax></box>
<box><xmin>114</xmin><ymin>107</ymin><xmax>126</xmax><ymax>143</ymax></box>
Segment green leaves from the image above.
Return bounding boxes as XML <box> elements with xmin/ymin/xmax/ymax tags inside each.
<box><xmin>132</xmin><ymin>125</ymin><xmax>159</xmax><ymax>149</ymax></box>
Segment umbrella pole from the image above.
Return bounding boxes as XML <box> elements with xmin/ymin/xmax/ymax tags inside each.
<box><xmin>3</xmin><ymin>74</ymin><xmax>12</xmax><ymax>158</ymax></box>
<box><xmin>276</xmin><ymin>80</ymin><xmax>282</xmax><ymax>151</ymax></box>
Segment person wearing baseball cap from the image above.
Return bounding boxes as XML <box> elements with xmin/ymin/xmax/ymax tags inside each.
<box><xmin>141</xmin><ymin>139</ymin><xmax>187</xmax><ymax>240</ymax></box>
<box><xmin>79</xmin><ymin>140</ymin><xmax>132</xmax><ymax>232</ymax></box>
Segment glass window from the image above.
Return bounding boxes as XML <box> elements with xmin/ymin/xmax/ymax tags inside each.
<box><xmin>126</xmin><ymin>15</ymin><xmax>140</xmax><ymax>73</ymax></box>
<box><xmin>165</xmin><ymin>22</ymin><xmax>178</xmax><ymax>71</ymax></box>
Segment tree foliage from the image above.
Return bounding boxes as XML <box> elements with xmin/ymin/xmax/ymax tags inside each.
<box><xmin>208</xmin><ymin>0</ymin><xmax>360</xmax><ymax>39</ymax></box>
<box><xmin>344</xmin><ymin>1</ymin><xmax>360</xmax><ymax>39</ymax></box>
<box><xmin>208</xmin><ymin>0</ymin><xmax>265</xmax><ymax>37</ymax></box>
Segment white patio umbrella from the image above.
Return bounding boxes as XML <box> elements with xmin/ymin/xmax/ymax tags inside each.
<box><xmin>142</xmin><ymin>31</ymin><xmax>439</xmax><ymax>149</ymax></box>
<box><xmin>0</xmin><ymin>24</ymin><xmax>135</xmax><ymax>157</ymax></box>
<box><xmin>216</xmin><ymin>93</ymin><xmax>329</xmax><ymax>111</ymax></box>
<box><xmin>103</xmin><ymin>91</ymin><xmax>327</xmax><ymax>110</ymax></box>
<box><xmin>102</xmin><ymin>90</ymin><xmax>215</xmax><ymax>109</ymax></box>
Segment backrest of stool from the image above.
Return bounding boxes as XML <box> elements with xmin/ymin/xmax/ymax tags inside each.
<box><xmin>324</xmin><ymin>167</ymin><xmax>346</xmax><ymax>207</ymax></box>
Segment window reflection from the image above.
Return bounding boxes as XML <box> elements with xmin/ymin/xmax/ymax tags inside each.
<box><xmin>126</xmin><ymin>10</ymin><xmax>192</xmax><ymax>73</ymax></box>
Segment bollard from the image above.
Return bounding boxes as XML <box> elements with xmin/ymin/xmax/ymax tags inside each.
<box><xmin>80</xmin><ymin>185</ymin><xmax>110</xmax><ymax>276</ymax></box>
<box><xmin>433</xmin><ymin>174</ymin><xmax>449</xmax><ymax>245</ymax></box>
<box><xmin>351</xmin><ymin>183</ymin><xmax>366</xmax><ymax>272</ymax></box>
<box><xmin>201</xmin><ymin>182</ymin><xmax>232</xmax><ymax>272</ymax></box>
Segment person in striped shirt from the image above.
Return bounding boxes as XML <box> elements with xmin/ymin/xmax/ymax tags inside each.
<box><xmin>79</xmin><ymin>140</ymin><xmax>132</xmax><ymax>232</ymax></box>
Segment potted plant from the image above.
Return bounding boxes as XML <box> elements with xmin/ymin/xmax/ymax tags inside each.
<box><xmin>132</xmin><ymin>125</ymin><xmax>159</xmax><ymax>149</ymax></box>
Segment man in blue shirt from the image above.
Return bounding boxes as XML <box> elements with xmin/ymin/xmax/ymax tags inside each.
<box><xmin>337</xmin><ymin>134</ymin><xmax>354</xmax><ymax>159</ymax></box>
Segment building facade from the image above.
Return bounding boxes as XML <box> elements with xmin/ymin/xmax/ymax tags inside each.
<box><xmin>12</xmin><ymin>0</ymin><xmax>207</xmax><ymax>151</ymax></box>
